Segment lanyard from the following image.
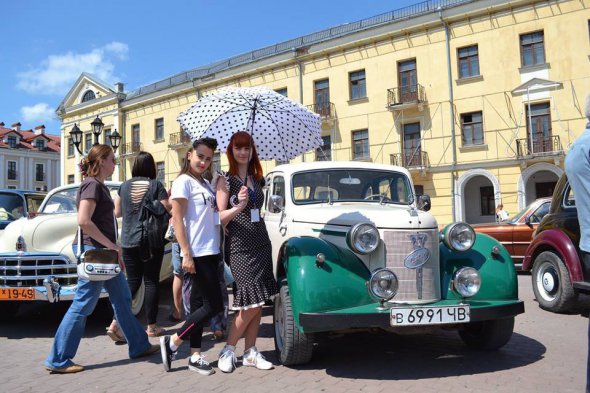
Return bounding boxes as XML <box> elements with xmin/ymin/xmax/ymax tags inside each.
<box><xmin>189</xmin><ymin>174</ymin><xmax>217</xmax><ymax>210</ymax></box>
<box><xmin>240</xmin><ymin>175</ymin><xmax>257</xmax><ymax>205</ymax></box>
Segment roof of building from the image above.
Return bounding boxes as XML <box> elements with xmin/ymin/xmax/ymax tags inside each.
<box><xmin>0</xmin><ymin>124</ymin><xmax>60</xmax><ymax>152</ymax></box>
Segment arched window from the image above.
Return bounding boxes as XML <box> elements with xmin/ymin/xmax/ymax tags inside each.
<box><xmin>81</xmin><ymin>90</ymin><xmax>96</xmax><ymax>102</ymax></box>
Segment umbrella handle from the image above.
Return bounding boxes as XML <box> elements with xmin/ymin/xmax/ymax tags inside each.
<box><xmin>229</xmin><ymin>195</ymin><xmax>240</xmax><ymax>207</ymax></box>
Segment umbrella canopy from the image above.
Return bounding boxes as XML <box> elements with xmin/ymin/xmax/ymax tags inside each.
<box><xmin>177</xmin><ymin>87</ymin><xmax>323</xmax><ymax>161</ymax></box>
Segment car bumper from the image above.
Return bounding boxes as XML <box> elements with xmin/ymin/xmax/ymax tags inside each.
<box><xmin>0</xmin><ymin>279</ymin><xmax>108</xmax><ymax>303</ymax></box>
<box><xmin>298</xmin><ymin>299</ymin><xmax>525</xmax><ymax>333</ymax></box>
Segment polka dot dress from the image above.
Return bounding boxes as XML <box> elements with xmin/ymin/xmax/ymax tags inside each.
<box><xmin>224</xmin><ymin>174</ymin><xmax>278</xmax><ymax>310</ymax></box>
<box><xmin>177</xmin><ymin>87</ymin><xmax>323</xmax><ymax>161</ymax></box>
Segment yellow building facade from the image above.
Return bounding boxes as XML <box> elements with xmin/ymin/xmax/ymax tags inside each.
<box><xmin>58</xmin><ymin>0</ymin><xmax>590</xmax><ymax>225</ymax></box>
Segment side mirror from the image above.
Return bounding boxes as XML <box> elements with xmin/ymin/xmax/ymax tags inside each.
<box><xmin>270</xmin><ymin>195</ymin><xmax>284</xmax><ymax>212</ymax></box>
<box><xmin>418</xmin><ymin>194</ymin><xmax>431</xmax><ymax>211</ymax></box>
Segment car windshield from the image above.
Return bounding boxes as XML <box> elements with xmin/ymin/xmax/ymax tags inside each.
<box><xmin>41</xmin><ymin>185</ymin><xmax>119</xmax><ymax>214</ymax></box>
<box><xmin>510</xmin><ymin>201</ymin><xmax>548</xmax><ymax>224</ymax></box>
<box><xmin>26</xmin><ymin>195</ymin><xmax>45</xmax><ymax>214</ymax></box>
<box><xmin>291</xmin><ymin>169</ymin><xmax>414</xmax><ymax>205</ymax></box>
<box><xmin>0</xmin><ymin>193</ymin><xmax>25</xmax><ymax>221</ymax></box>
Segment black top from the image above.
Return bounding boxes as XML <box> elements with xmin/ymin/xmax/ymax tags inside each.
<box><xmin>73</xmin><ymin>177</ymin><xmax>116</xmax><ymax>248</ymax></box>
<box><xmin>118</xmin><ymin>177</ymin><xmax>168</xmax><ymax>248</ymax></box>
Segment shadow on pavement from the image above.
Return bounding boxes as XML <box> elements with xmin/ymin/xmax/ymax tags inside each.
<box><xmin>290</xmin><ymin>330</ymin><xmax>545</xmax><ymax>380</ymax></box>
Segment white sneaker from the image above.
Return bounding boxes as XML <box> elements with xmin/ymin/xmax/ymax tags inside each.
<box><xmin>218</xmin><ymin>348</ymin><xmax>237</xmax><ymax>373</ymax></box>
<box><xmin>243</xmin><ymin>347</ymin><xmax>274</xmax><ymax>370</ymax></box>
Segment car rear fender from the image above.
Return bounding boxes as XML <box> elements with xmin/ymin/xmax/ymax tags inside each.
<box><xmin>522</xmin><ymin>229</ymin><xmax>582</xmax><ymax>281</ymax></box>
<box><xmin>282</xmin><ymin>236</ymin><xmax>372</xmax><ymax>328</ymax></box>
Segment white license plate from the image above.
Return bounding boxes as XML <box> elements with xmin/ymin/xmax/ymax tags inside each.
<box><xmin>390</xmin><ymin>305</ymin><xmax>470</xmax><ymax>326</ymax></box>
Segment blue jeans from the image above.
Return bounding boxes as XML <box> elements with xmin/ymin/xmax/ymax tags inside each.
<box><xmin>45</xmin><ymin>245</ymin><xmax>151</xmax><ymax>369</ymax></box>
<box><xmin>171</xmin><ymin>242</ymin><xmax>182</xmax><ymax>276</ymax></box>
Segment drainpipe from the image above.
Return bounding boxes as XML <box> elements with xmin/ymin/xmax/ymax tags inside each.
<box><xmin>440</xmin><ymin>9</ymin><xmax>457</xmax><ymax>222</ymax></box>
<box><xmin>121</xmin><ymin>113</ymin><xmax>126</xmax><ymax>180</ymax></box>
<box><xmin>298</xmin><ymin>60</ymin><xmax>306</xmax><ymax>162</ymax></box>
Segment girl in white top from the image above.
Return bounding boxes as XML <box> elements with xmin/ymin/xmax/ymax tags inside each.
<box><xmin>159</xmin><ymin>138</ymin><xmax>225</xmax><ymax>375</ymax></box>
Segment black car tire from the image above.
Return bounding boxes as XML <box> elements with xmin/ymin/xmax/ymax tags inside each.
<box><xmin>458</xmin><ymin>317</ymin><xmax>515</xmax><ymax>350</ymax></box>
<box><xmin>532</xmin><ymin>251</ymin><xmax>577</xmax><ymax>313</ymax></box>
<box><xmin>273</xmin><ymin>285</ymin><xmax>314</xmax><ymax>366</ymax></box>
<box><xmin>0</xmin><ymin>302</ymin><xmax>20</xmax><ymax>321</ymax></box>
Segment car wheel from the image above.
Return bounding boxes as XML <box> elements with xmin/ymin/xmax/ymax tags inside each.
<box><xmin>273</xmin><ymin>285</ymin><xmax>314</xmax><ymax>366</ymax></box>
<box><xmin>0</xmin><ymin>302</ymin><xmax>20</xmax><ymax>321</ymax></box>
<box><xmin>459</xmin><ymin>317</ymin><xmax>515</xmax><ymax>350</ymax></box>
<box><xmin>131</xmin><ymin>280</ymin><xmax>145</xmax><ymax>316</ymax></box>
<box><xmin>532</xmin><ymin>251</ymin><xmax>577</xmax><ymax>313</ymax></box>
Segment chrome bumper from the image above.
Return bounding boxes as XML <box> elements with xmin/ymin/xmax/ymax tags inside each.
<box><xmin>0</xmin><ymin>276</ymin><xmax>108</xmax><ymax>303</ymax></box>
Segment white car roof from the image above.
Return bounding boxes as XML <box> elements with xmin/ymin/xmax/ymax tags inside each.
<box><xmin>268</xmin><ymin>161</ymin><xmax>412</xmax><ymax>178</ymax></box>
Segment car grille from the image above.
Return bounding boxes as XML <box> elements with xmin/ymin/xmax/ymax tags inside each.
<box><xmin>383</xmin><ymin>229</ymin><xmax>440</xmax><ymax>303</ymax></box>
<box><xmin>0</xmin><ymin>255</ymin><xmax>77</xmax><ymax>287</ymax></box>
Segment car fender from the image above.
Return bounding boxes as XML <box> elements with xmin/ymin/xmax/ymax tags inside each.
<box><xmin>282</xmin><ymin>236</ymin><xmax>372</xmax><ymax>327</ymax></box>
<box><xmin>439</xmin><ymin>233</ymin><xmax>518</xmax><ymax>300</ymax></box>
<box><xmin>522</xmin><ymin>228</ymin><xmax>582</xmax><ymax>281</ymax></box>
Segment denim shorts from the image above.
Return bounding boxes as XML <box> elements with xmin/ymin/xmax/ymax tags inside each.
<box><xmin>171</xmin><ymin>242</ymin><xmax>182</xmax><ymax>276</ymax></box>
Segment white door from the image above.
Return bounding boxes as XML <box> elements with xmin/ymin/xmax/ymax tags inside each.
<box><xmin>263</xmin><ymin>173</ymin><xmax>288</xmax><ymax>267</ymax></box>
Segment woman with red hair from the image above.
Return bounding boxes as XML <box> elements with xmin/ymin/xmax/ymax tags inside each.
<box><xmin>216</xmin><ymin>131</ymin><xmax>278</xmax><ymax>372</ymax></box>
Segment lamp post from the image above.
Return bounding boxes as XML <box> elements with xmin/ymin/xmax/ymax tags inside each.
<box><xmin>69</xmin><ymin>117</ymin><xmax>121</xmax><ymax>154</ymax></box>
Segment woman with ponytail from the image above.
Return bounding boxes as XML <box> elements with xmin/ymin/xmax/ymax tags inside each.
<box><xmin>45</xmin><ymin>144</ymin><xmax>158</xmax><ymax>374</ymax></box>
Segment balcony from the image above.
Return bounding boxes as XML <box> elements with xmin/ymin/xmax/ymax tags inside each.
<box><xmin>387</xmin><ymin>84</ymin><xmax>426</xmax><ymax>110</ymax></box>
<box><xmin>120</xmin><ymin>142</ymin><xmax>143</xmax><ymax>157</ymax></box>
<box><xmin>390</xmin><ymin>151</ymin><xmax>430</xmax><ymax>171</ymax></box>
<box><xmin>516</xmin><ymin>135</ymin><xmax>563</xmax><ymax>159</ymax></box>
<box><xmin>168</xmin><ymin>132</ymin><xmax>192</xmax><ymax>149</ymax></box>
<box><xmin>306</xmin><ymin>102</ymin><xmax>336</xmax><ymax>121</ymax></box>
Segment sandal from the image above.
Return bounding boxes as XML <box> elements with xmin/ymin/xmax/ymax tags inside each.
<box><xmin>146</xmin><ymin>325</ymin><xmax>165</xmax><ymax>337</ymax></box>
<box><xmin>106</xmin><ymin>327</ymin><xmax>126</xmax><ymax>343</ymax></box>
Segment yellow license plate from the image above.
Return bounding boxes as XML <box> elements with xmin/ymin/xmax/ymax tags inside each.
<box><xmin>0</xmin><ymin>288</ymin><xmax>35</xmax><ymax>301</ymax></box>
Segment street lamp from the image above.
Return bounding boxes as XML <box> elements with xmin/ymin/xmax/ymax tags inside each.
<box><xmin>69</xmin><ymin>117</ymin><xmax>121</xmax><ymax>154</ymax></box>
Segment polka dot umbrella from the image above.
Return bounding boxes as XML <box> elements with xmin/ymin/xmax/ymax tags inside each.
<box><xmin>177</xmin><ymin>86</ymin><xmax>322</xmax><ymax>161</ymax></box>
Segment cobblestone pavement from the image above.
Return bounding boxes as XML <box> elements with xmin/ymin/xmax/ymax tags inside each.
<box><xmin>0</xmin><ymin>274</ymin><xmax>587</xmax><ymax>393</ymax></box>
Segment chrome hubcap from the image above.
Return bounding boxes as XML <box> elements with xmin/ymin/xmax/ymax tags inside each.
<box><xmin>542</xmin><ymin>271</ymin><xmax>556</xmax><ymax>292</ymax></box>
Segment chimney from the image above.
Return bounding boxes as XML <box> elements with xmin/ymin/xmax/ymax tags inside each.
<box><xmin>34</xmin><ymin>125</ymin><xmax>45</xmax><ymax>135</ymax></box>
<box><xmin>11</xmin><ymin>122</ymin><xmax>21</xmax><ymax>132</ymax></box>
<box><xmin>0</xmin><ymin>122</ymin><xmax>4</xmax><ymax>127</ymax></box>
<box><xmin>115</xmin><ymin>82</ymin><xmax>125</xmax><ymax>93</ymax></box>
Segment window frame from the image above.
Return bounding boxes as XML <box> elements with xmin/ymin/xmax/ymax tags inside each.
<box><xmin>315</xmin><ymin>135</ymin><xmax>332</xmax><ymax>161</ymax></box>
<box><xmin>480</xmin><ymin>186</ymin><xmax>495</xmax><ymax>216</ymax></box>
<box><xmin>154</xmin><ymin>118</ymin><xmax>165</xmax><ymax>142</ymax></box>
<box><xmin>352</xmin><ymin>129</ymin><xmax>370</xmax><ymax>160</ymax></box>
<box><xmin>461</xmin><ymin>111</ymin><xmax>484</xmax><ymax>146</ymax></box>
<box><xmin>349</xmin><ymin>69</ymin><xmax>367</xmax><ymax>100</ymax></box>
<box><xmin>7</xmin><ymin>135</ymin><xmax>17</xmax><ymax>148</ymax></box>
<box><xmin>35</xmin><ymin>163</ymin><xmax>45</xmax><ymax>182</ymax></box>
<box><xmin>7</xmin><ymin>160</ymin><xmax>17</xmax><ymax>180</ymax></box>
<box><xmin>520</xmin><ymin>31</ymin><xmax>545</xmax><ymax>67</ymax></box>
<box><xmin>457</xmin><ymin>45</ymin><xmax>480</xmax><ymax>79</ymax></box>
<box><xmin>156</xmin><ymin>161</ymin><xmax>165</xmax><ymax>184</ymax></box>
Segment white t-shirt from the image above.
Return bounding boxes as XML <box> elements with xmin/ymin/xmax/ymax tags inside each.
<box><xmin>171</xmin><ymin>174</ymin><xmax>220</xmax><ymax>258</ymax></box>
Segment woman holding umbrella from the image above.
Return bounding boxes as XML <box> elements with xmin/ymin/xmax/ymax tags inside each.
<box><xmin>216</xmin><ymin>131</ymin><xmax>278</xmax><ymax>373</ymax></box>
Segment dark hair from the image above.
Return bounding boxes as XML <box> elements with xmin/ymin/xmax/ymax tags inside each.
<box><xmin>178</xmin><ymin>137</ymin><xmax>218</xmax><ymax>177</ymax></box>
<box><xmin>193</xmin><ymin>137</ymin><xmax>218</xmax><ymax>151</ymax></box>
<box><xmin>132</xmin><ymin>151</ymin><xmax>157</xmax><ymax>179</ymax></box>
<box><xmin>227</xmin><ymin>131</ymin><xmax>263</xmax><ymax>181</ymax></box>
<box><xmin>79</xmin><ymin>144</ymin><xmax>113</xmax><ymax>178</ymax></box>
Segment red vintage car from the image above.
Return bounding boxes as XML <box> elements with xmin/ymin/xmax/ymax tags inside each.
<box><xmin>472</xmin><ymin>197</ymin><xmax>551</xmax><ymax>270</ymax></box>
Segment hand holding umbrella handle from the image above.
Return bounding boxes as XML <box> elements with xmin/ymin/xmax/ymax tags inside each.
<box><xmin>230</xmin><ymin>186</ymin><xmax>250</xmax><ymax>208</ymax></box>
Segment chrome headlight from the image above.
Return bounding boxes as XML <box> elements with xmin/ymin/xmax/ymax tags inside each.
<box><xmin>347</xmin><ymin>223</ymin><xmax>379</xmax><ymax>254</ymax></box>
<box><xmin>368</xmin><ymin>268</ymin><xmax>398</xmax><ymax>301</ymax></box>
<box><xmin>442</xmin><ymin>222</ymin><xmax>476</xmax><ymax>252</ymax></box>
<box><xmin>453</xmin><ymin>267</ymin><xmax>481</xmax><ymax>298</ymax></box>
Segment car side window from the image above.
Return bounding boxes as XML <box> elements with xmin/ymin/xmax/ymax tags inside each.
<box><xmin>530</xmin><ymin>202</ymin><xmax>550</xmax><ymax>223</ymax></box>
<box><xmin>42</xmin><ymin>190</ymin><xmax>77</xmax><ymax>213</ymax></box>
<box><xmin>268</xmin><ymin>176</ymin><xmax>285</xmax><ymax>214</ymax></box>
<box><xmin>563</xmin><ymin>185</ymin><xmax>576</xmax><ymax>208</ymax></box>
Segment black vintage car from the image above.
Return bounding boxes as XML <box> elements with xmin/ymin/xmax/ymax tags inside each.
<box><xmin>522</xmin><ymin>174</ymin><xmax>587</xmax><ymax>313</ymax></box>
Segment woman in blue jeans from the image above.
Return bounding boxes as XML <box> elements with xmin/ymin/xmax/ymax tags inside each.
<box><xmin>45</xmin><ymin>144</ymin><xmax>158</xmax><ymax>374</ymax></box>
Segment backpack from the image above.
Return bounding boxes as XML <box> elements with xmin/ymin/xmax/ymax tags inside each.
<box><xmin>138</xmin><ymin>180</ymin><xmax>170</xmax><ymax>262</ymax></box>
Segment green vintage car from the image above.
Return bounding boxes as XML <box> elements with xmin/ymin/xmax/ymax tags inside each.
<box><xmin>263</xmin><ymin>161</ymin><xmax>524</xmax><ymax>365</ymax></box>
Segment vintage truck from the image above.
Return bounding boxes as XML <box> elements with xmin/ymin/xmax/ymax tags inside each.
<box><xmin>263</xmin><ymin>161</ymin><xmax>525</xmax><ymax>365</ymax></box>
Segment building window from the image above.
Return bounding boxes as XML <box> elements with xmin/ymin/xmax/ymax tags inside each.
<box><xmin>156</xmin><ymin>161</ymin><xmax>165</xmax><ymax>184</ymax></box>
<box><xmin>316</xmin><ymin>135</ymin><xmax>331</xmax><ymax>161</ymax></box>
<box><xmin>132</xmin><ymin>124</ymin><xmax>140</xmax><ymax>146</ymax></box>
<box><xmin>67</xmin><ymin>138</ymin><xmax>74</xmax><ymax>156</ymax></box>
<box><xmin>520</xmin><ymin>31</ymin><xmax>545</xmax><ymax>67</ymax></box>
<box><xmin>458</xmin><ymin>45</ymin><xmax>479</xmax><ymax>78</ymax></box>
<box><xmin>7</xmin><ymin>135</ymin><xmax>17</xmax><ymax>148</ymax></box>
<box><xmin>82</xmin><ymin>90</ymin><xmax>96</xmax><ymax>102</ymax></box>
<box><xmin>349</xmin><ymin>70</ymin><xmax>366</xmax><ymax>100</ymax></box>
<box><xmin>352</xmin><ymin>129</ymin><xmax>369</xmax><ymax>160</ymax></box>
<box><xmin>314</xmin><ymin>79</ymin><xmax>331</xmax><ymax>117</ymax></box>
<box><xmin>68</xmin><ymin>175</ymin><xmax>75</xmax><ymax>184</ymax></box>
<box><xmin>7</xmin><ymin>161</ymin><xmax>17</xmax><ymax>180</ymax></box>
<box><xmin>85</xmin><ymin>133</ymin><xmax>92</xmax><ymax>153</ymax></box>
<box><xmin>35</xmin><ymin>139</ymin><xmax>45</xmax><ymax>150</ymax></box>
<box><xmin>212</xmin><ymin>152</ymin><xmax>221</xmax><ymax>173</ymax></box>
<box><xmin>155</xmin><ymin>118</ymin><xmax>164</xmax><ymax>141</ymax></box>
<box><xmin>526</xmin><ymin>102</ymin><xmax>552</xmax><ymax>153</ymax></box>
<box><xmin>275</xmin><ymin>88</ymin><xmax>288</xmax><ymax>97</ymax></box>
<box><xmin>480</xmin><ymin>186</ymin><xmax>495</xmax><ymax>216</ymax></box>
<box><xmin>104</xmin><ymin>128</ymin><xmax>111</xmax><ymax>146</ymax></box>
<box><xmin>7</xmin><ymin>185</ymin><xmax>16</xmax><ymax>189</ymax></box>
<box><xmin>461</xmin><ymin>112</ymin><xmax>484</xmax><ymax>146</ymax></box>
<box><xmin>35</xmin><ymin>164</ymin><xmax>44</xmax><ymax>182</ymax></box>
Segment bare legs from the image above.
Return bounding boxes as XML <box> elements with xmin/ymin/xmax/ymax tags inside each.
<box><xmin>226</xmin><ymin>307</ymin><xmax>262</xmax><ymax>349</ymax></box>
<box><xmin>172</xmin><ymin>274</ymin><xmax>183</xmax><ymax>320</ymax></box>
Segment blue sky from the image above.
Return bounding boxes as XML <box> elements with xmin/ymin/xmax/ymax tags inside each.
<box><xmin>1</xmin><ymin>0</ymin><xmax>417</xmax><ymax>135</ymax></box>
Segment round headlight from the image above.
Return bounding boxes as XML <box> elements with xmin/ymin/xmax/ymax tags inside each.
<box><xmin>453</xmin><ymin>267</ymin><xmax>481</xmax><ymax>298</ymax></box>
<box><xmin>443</xmin><ymin>222</ymin><xmax>476</xmax><ymax>252</ymax></box>
<box><xmin>347</xmin><ymin>223</ymin><xmax>380</xmax><ymax>254</ymax></box>
<box><xmin>368</xmin><ymin>268</ymin><xmax>398</xmax><ymax>301</ymax></box>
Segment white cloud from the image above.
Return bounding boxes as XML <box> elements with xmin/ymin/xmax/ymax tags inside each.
<box><xmin>21</xmin><ymin>103</ymin><xmax>56</xmax><ymax>123</ymax></box>
<box><xmin>16</xmin><ymin>41</ymin><xmax>129</xmax><ymax>95</ymax></box>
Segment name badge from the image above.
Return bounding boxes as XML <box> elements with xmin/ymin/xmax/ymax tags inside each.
<box><xmin>214</xmin><ymin>211</ymin><xmax>221</xmax><ymax>226</ymax></box>
<box><xmin>251</xmin><ymin>209</ymin><xmax>260</xmax><ymax>223</ymax></box>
